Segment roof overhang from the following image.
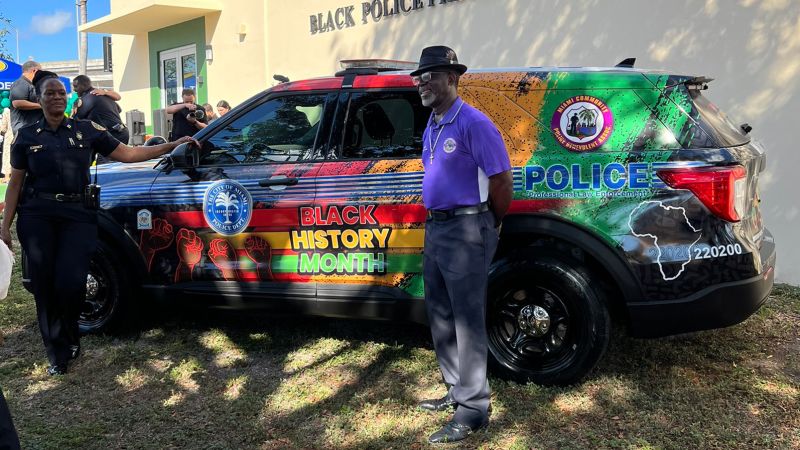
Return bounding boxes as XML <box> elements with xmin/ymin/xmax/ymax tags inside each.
<box><xmin>79</xmin><ymin>0</ymin><xmax>222</xmax><ymax>35</ymax></box>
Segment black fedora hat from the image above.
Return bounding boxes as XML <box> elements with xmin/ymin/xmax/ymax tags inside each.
<box><xmin>410</xmin><ymin>45</ymin><xmax>467</xmax><ymax>76</ymax></box>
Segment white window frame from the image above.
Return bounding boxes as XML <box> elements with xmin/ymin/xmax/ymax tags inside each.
<box><xmin>159</xmin><ymin>44</ymin><xmax>198</xmax><ymax>108</ymax></box>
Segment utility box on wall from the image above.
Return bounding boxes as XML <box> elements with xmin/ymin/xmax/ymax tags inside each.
<box><xmin>125</xmin><ymin>109</ymin><xmax>145</xmax><ymax>145</ymax></box>
<box><xmin>152</xmin><ymin>109</ymin><xmax>173</xmax><ymax>140</ymax></box>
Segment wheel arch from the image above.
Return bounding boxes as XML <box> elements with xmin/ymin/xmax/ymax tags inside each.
<box><xmin>97</xmin><ymin>211</ymin><xmax>148</xmax><ymax>284</ymax></box>
<box><xmin>500</xmin><ymin>213</ymin><xmax>643</xmax><ymax>323</ymax></box>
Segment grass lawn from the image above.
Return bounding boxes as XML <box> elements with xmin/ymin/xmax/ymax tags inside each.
<box><xmin>0</xmin><ymin>235</ymin><xmax>797</xmax><ymax>449</ymax></box>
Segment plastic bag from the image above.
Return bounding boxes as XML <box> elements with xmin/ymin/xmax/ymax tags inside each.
<box><xmin>0</xmin><ymin>239</ymin><xmax>12</xmax><ymax>300</ymax></box>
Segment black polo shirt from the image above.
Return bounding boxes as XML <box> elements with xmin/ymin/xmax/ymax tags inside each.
<box><xmin>11</xmin><ymin>118</ymin><xmax>119</xmax><ymax>198</ymax></box>
<box><xmin>74</xmin><ymin>91</ymin><xmax>124</xmax><ymax>130</ymax></box>
<box><xmin>9</xmin><ymin>76</ymin><xmax>43</xmax><ymax>134</ymax></box>
<box><xmin>169</xmin><ymin>104</ymin><xmax>206</xmax><ymax>141</ymax></box>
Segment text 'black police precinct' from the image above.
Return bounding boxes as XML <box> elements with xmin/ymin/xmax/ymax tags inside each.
<box><xmin>310</xmin><ymin>0</ymin><xmax>462</xmax><ymax>35</ymax></box>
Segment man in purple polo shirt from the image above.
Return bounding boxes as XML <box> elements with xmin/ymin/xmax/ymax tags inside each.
<box><xmin>412</xmin><ymin>46</ymin><xmax>513</xmax><ymax>444</ymax></box>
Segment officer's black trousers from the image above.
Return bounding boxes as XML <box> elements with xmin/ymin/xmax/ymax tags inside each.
<box><xmin>423</xmin><ymin>210</ymin><xmax>499</xmax><ymax>429</ymax></box>
<box><xmin>0</xmin><ymin>387</ymin><xmax>20</xmax><ymax>450</ymax></box>
<box><xmin>17</xmin><ymin>213</ymin><xmax>96</xmax><ymax>366</ymax></box>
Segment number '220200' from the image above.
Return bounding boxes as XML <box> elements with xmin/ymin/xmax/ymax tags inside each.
<box><xmin>693</xmin><ymin>244</ymin><xmax>743</xmax><ymax>260</ymax></box>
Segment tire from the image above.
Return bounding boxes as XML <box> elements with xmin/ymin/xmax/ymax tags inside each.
<box><xmin>79</xmin><ymin>240</ymin><xmax>131</xmax><ymax>334</ymax></box>
<box><xmin>487</xmin><ymin>250</ymin><xmax>610</xmax><ymax>386</ymax></box>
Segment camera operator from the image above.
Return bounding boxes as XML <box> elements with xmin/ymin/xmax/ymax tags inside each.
<box><xmin>165</xmin><ymin>88</ymin><xmax>207</xmax><ymax>142</ymax></box>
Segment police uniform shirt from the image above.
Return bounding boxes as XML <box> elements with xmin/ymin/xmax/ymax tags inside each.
<box><xmin>170</xmin><ymin>104</ymin><xmax>207</xmax><ymax>141</ymax></box>
<box><xmin>10</xmin><ymin>118</ymin><xmax>119</xmax><ymax>219</ymax></box>
<box><xmin>421</xmin><ymin>97</ymin><xmax>511</xmax><ymax>210</ymax></box>
<box><xmin>9</xmin><ymin>76</ymin><xmax>44</xmax><ymax>134</ymax></box>
<box><xmin>74</xmin><ymin>91</ymin><xmax>124</xmax><ymax>130</ymax></box>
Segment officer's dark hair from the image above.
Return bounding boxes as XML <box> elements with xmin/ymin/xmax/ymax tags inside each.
<box><xmin>32</xmin><ymin>70</ymin><xmax>61</xmax><ymax>97</ymax></box>
<box><xmin>73</xmin><ymin>74</ymin><xmax>93</xmax><ymax>91</ymax></box>
<box><xmin>181</xmin><ymin>88</ymin><xmax>195</xmax><ymax>96</ymax></box>
<box><xmin>217</xmin><ymin>100</ymin><xmax>231</xmax><ymax>109</ymax></box>
<box><xmin>21</xmin><ymin>60</ymin><xmax>41</xmax><ymax>73</ymax></box>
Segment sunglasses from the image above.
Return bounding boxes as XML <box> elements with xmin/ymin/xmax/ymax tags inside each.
<box><xmin>411</xmin><ymin>71</ymin><xmax>449</xmax><ymax>86</ymax></box>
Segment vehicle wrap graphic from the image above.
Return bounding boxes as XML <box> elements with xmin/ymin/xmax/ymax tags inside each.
<box><xmin>95</xmin><ymin>70</ymin><xmax>767</xmax><ymax>301</ymax></box>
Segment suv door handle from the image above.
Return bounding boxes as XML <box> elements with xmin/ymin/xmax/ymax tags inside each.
<box><xmin>258</xmin><ymin>177</ymin><xmax>299</xmax><ymax>187</ymax></box>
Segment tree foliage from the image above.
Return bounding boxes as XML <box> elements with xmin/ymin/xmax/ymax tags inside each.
<box><xmin>0</xmin><ymin>11</ymin><xmax>13</xmax><ymax>61</ymax></box>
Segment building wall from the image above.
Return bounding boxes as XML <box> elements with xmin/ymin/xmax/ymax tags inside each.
<box><xmin>40</xmin><ymin>59</ymin><xmax>114</xmax><ymax>90</ymax></box>
<box><xmin>104</xmin><ymin>0</ymin><xmax>800</xmax><ymax>283</ymax></box>
<box><xmin>203</xmin><ymin>1</ymin><xmax>270</xmax><ymax>109</ymax></box>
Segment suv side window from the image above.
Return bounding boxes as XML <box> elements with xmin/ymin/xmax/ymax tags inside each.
<box><xmin>200</xmin><ymin>94</ymin><xmax>328</xmax><ymax>165</ymax></box>
<box><xmin>341</xmin><ymin>91</ymin><xmax>429</xmax><ymax>159</ymax></box>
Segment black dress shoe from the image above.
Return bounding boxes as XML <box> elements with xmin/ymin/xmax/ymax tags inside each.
<box><xmin>418</xmin><ymin>395</ymin><xmax>457</xmax><ymax>412</ymax></box>
<box><xmin>47</xmin><ymin>365</ymin><xmax>67</xmax><ymax>376</ymax></box>
<box><xmin>69</xmin><ymin>345</ymin><xmax>81</xmax><ymax>361</ymax></box>
<box><xmin>428</xmin><ymin>419</ymin><xmax>488</xmax><ymax>444</ymax></box>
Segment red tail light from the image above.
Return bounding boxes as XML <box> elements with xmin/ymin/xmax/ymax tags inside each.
<box><xmin>656</xmin><ymin>165</ymin><xmax>747</xmax><ymax>222</ymax></box>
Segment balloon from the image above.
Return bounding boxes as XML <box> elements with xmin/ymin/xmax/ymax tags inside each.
<box><xmin>0</xmin><ymin>98</ymin><xmax>10</xmax><ymax>108</ymax></box>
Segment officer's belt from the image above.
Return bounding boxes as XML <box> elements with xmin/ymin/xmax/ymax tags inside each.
<box><xmin>426</xmin><ymin>202</ymin><xmax>489</xmax><ymax>221</ymax></box>
<box><xmin>32</xmin><ymin>192</ymin><xmax>83</xmax><ymax>203</ymax></box>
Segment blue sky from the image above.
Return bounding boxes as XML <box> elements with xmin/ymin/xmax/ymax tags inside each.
<box><xmin>1</xmin><ymin>0</ymin><xmax>111</xmax><ymax>63</ymax></box>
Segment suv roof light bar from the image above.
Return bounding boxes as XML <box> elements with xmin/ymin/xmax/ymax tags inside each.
<box><xmin>339</xmin><ymin>59</ymin><xmax>418</xmax><ymax>72</ymax></box>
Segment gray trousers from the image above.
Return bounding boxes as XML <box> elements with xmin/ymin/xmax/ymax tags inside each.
<box><xmin>423</xmin><ymin>210</ymin><xmax>498</xmax><ymax>428</ymax></box>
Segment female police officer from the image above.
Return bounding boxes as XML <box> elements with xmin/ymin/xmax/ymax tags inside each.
<box><xmin>0</xmin><ymin>71</ymin><xmax>196</xmax><ymax>375</ymax></box>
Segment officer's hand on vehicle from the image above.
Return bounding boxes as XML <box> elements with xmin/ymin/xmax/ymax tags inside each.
<box><xmin>172</xmin><ymin>136</ymin><xmax>199</xmax><ymax>148</ymax></box>
<box><xmin>0</xmin><ymin>227</ymin><xmax>12</xmax><ymax>252</ymax></box>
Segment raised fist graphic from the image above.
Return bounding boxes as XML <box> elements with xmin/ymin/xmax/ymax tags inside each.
<box><xmin>244</xmin><ymin>235</ymin><xmax>273</xmax><ymax>280</ymax></box>
<box><xmin>140</xmin><ymin>218</ymin><xmax>174</xmax><ymax>271</ymax></box>
<box><xmin>208</xmin><ymin>238</ymin><xmax>239</xmax><ymax>280</ymax></box>
<box><xmin>175</xmin><ymin>228</ymin><xmax>204</xmax><ymax>282</ymax></box>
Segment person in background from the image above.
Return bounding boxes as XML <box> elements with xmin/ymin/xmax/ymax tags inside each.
<box><xmin>9</xmin><ymin>60</ymin><xmax>43</xmax><ymax>135</ymax></box>
<box><xmin>0</xmin><ymin>108</ymin><xmax>7</xmax><ymax>178</ymax></box>
<box><xmin>0</xmin><ymin>70</ymin><xmax>197</xmax><ymax>376</ymax></box>
<box><xmin>166</xmin><ymin>88</ymin><xmax>207</xmax><ymax>142</ymax></box>
<box><xmin>0</xmin><ymin>386</ymin><xmax>20</xmax><ymax>450</ymax></box>
<box><xmin>216</xmin><ymin>100</ymin><xmax>231</xmax><ymax>117</ymax></box>
<box><xmin>72</xmin><ymin>75</ymin><xmax>127</xmax><ymax>145</ymax></box>
<box><xmin>203</xmin><ymin>103</ymin><xmax>218</xmax><ymax>123</ymax></box>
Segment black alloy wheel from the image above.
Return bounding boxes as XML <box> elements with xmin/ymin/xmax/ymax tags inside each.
<box><xmin>79</xmin><ymin>241</ymin><xmax>128</xmax><ymax>334</ymax></box>
<box><xmin>487</xmin><ymin>252</ymin><xmax>610</xmax><ymax>386</ymax></box>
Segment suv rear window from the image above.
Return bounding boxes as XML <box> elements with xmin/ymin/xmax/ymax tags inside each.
<box><xmin>690</xmin><ymin>91</ymin><xmax>750</xmax><ymax>148</ymax></box>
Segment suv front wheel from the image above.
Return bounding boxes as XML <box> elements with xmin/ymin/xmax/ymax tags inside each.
<box><xmin>487</xmin><ymin>251</ymin><xmax>610</xmax><ymax>386</ymax></box>
<box><xmin>80</xmin><ymin>240</ymin><xmax>131</xmax><ymax>334</ymax></box>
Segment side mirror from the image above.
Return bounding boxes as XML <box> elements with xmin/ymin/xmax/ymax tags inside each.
<box><xmin>171</xmin><ymin>142</ymin><xmax>200</xmax><ymax>169</ymax></box>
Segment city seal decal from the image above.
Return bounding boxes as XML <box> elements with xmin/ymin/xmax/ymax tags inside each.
<box><xmin>203</xmin><ymin>180</ymin><xmax>253</xmax><ymax>235</ymax></box>
<box><xmin>551</xmin><ymin>95</ymin><xmax>614</xmax><ymax>152</ymax></box>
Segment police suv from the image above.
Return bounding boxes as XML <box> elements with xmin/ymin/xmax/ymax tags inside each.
<box><xmin>33</xmin><ymin>60</ymin><xmax>775</xmax><ymax>386</ymax></box>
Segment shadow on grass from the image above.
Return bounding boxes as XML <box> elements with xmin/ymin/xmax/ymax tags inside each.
<box><xmin>1</xmin><ymin>276</ymin><xmax>798</xmax><ymax>449</ymax></box>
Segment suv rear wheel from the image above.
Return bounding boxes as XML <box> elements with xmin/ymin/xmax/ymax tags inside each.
<box><xmin>487</xmin><ymin>251</ymin><xmax>610</xmax><ymax>386</ymax></box>
<box><xmin>80</xmin><ymin>240</ymin><xmax>130</xmax><ymax>334</ymax></box>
